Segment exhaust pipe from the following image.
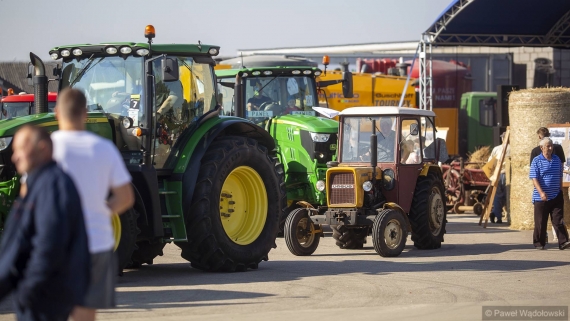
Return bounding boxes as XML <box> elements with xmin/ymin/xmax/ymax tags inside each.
<box><xmin>29</xmin><ymin>52</ymin><xmax>48</xmax><ymax>114</ymax></box>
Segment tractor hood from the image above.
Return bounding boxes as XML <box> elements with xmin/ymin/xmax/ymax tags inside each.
<box><xmin>0</xmin><ymin>112</ymin><xmax>111</xmax><ymax>137</ymax></box>
<box><xmin>0</xmin><ymin>113</ymin><xmax>59</xmax><ymax>137</ymax></box>
<box><xmin>272</xmin><ymin>115</ymin><xmax>338</xmax><ymax>133</ymax></box>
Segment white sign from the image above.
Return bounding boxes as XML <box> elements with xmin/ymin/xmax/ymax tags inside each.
<box><xmin>247</xmin><ymin>110</ymin><xmax>273</xmax><ymax>118</ymax></box>
<box><xmin>291</xmin><ymin>111</ymin><xmax>316</xmax><ymax>116</ymax></box>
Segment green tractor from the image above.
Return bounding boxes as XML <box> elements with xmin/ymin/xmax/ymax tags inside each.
<box><xmin>215</xmin><ymin>56</ymin><xmax>353</xmax><ymax>255</ymax></box>
<box><xmin>0</xmin><ymin>26</ymin><xmax>286</xmax><ymax>272</ymax></box>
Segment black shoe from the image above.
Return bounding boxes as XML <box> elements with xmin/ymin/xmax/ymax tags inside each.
<box><xmin>536</xmin><ymin>246</ymin><xmax>545</xmax><ymax>250</ymax></box>
<box><xmin>496</xmin><ymin>220</ymin><xmax>503</xmax><ymax>224</ymax></box>
<box><xmin>559</xmin><ymin>241</ymin><xmax>570</xmax><ymax>250</ymax></box>
<box><xmin>490</xmin><ymin>213</ymin><xmax>496</xmax><ymax>223</ymax></box>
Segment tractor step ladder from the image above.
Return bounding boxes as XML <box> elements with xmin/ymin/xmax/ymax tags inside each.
<box><xmin>159</xmin><ymin>181</ymin><xmax>188</xmax><ymax>242</ymax></box>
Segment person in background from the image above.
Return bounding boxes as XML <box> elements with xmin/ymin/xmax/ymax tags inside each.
<box><xmin>0</xmin><ymin>125</ymin><xmax>89</xmax><ymax>321</ymax></box>
<box><xmin>529</xmin><ymin>137</ymin><xmax>570</xmax><ymax>250</ymax></box>
<box><xmin>529</xmin><ymin>127</ymin><xmax>566</xmax><ymax>242</ymax></box>
<box><xmin>488</xmin><ymin>132</ymin><xmax>510</xmax><ymax>223</ymax></box>
<box><xmin>283</xmin><ymin>97</ymin><xmax>302</xmax><ymax>115</ymax></box>
<box><xmin>52</xmin><ymin>88</ymin><xmax>134</xmax><ymax>321</ymax></box>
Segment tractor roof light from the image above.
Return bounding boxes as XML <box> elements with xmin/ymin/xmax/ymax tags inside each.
<box><xmin>50</xmin><ymin>52</ymin><xmax>60</xmax><ymax>60</ymax></box>
<box><xmin>145</xmin><ymin>25</ymin><xmax>156</xmax><ymax>40</ymax></box>
<box><xmin>136</xmin><ymin>48</ymin><xmax>149</xmax><ymax>56</ymax></box>
<box><xmin>241</xmin><ymin>72</ymin><xmax>248</xmax><ymax>77</ymax></box>
<box><xmin>72</xmin><ymin>48</ymin><xmax>83</xmax><ymax>56</ymax></box>
<box><xmin>314</xmin><ymin>71</ymin><xmax>322</xmax><ymax>76</ymax></box>
<box><xmin>60</xmin><ymin>49</ymin><xmax>71</xmax><ymax>57</ymax></box>
<box><xmin>252</xmin><ymin>71</ymin><xmax>261</xmax><ymax>76</ymax></box>
<box><xmin>106</xmin><ymin>47</ymin><xmax>118</xmax><ymax>54</ymax></box>
<box><xmin>208</xmin><ymin>48</ymin><xmax>219</xmax><ymax>56</ymax></box>
<box><xmin>292</xmin><ymin>70</ymin><xmax>301</xmax><ymax>75</ymax></box>
<box><xmin>120</xmin><ymin>46</ymin><xmax>132</xmax><ymax>54</ymax></box>
<box><xmin>322</xmin><ymin>55</ymin><xmax>330</xmax><ymax>66</ymax></box>
<box><xmin>303</xmin><ymin>70</ymin><xmax>312</xmax><ymax>75</ymax></box>
<box><xmin>263</xmin><ymin>70</ymin><xmax>272</xmax><ymax>75</ymax></box>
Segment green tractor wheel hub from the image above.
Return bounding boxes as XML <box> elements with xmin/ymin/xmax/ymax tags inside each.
<box><xmin>220</xmin><ymin>166</ymin><xmax>267</xmax><ymax>245</ymax></box>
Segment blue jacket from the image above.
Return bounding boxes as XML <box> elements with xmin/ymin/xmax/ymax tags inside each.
<box><xmin>0</xmin><ymin>161</ymin><xmax>90</xmax><ymax>314</ymax></box>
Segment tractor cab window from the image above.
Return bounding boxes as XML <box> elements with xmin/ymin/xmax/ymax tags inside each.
<box><xmin>244</xmin><ymin>76</ymin><xmax>317</xmax><ymax>123</ymax></box>
<box><xmin>479</xmin><ymin>97</ymin><xmax>496</xmax><ymax>127</ymax></box>
<box><xmin>61</xmin><ymin>56</ymin><xmax>144</xmax><ymax>117</ymax></box>
<box><xmin>401</xmin><ymin>119</ymin><xmax>421</xmax><ymax>164</ymax></box>
<box><xmin>152</xmin><ymin>56</ymin><xmax>217</xmax><ymax>169</ymax></box>
<box><xmin>217</xmin><ymin>78</ymin><xmax>235</xmax><ymax>116</ymax></box>
<box><xmin>421</xmin><ymin>116</ymin><xmax>437</xmax><ymax>160</ymax></box>
<box><xmin>341</xmin><ymin>116</ymin><xmax>396</xmax><ymax>163</ymax></box>
<box><xmin>1</xmin><ymin>102</ymin><xmax>30</xmax><ymax>119</ymax></box>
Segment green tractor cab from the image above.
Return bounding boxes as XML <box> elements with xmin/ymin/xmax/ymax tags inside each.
<box><xmin>0</xmin><ymin>26</ymin><xmax>286</xmax><ymax>272</ymax></box>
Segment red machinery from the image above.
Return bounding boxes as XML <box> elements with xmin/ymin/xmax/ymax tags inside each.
<box><xmin>441</xmin><ymin>158</ymin><xmax>490</xmax><ymax>215</ymax></box>
<box><xmin>1</xmin><ymin>92</ymin><xmax>58</xmax><ymax>119</ymax></box>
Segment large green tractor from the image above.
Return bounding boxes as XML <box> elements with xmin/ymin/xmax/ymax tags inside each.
<box><xmin>215</xmin><ymin>56</ymin><xmax>353</xmax><ymax>255</ymax></box>
<box><xmin>0</xmin><ymin>26</ymin><xmax>286</xmax><ymax>272</ymax></box>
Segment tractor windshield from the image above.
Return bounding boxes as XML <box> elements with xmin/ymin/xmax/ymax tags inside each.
<box><xmin>60</xmin><ymin>56</ymin><xmax>145</xmax><ymax>118</ymax></box>
<box><xmin>341</xmin><ymin>116</ymin><xmax>396</xmax><ymax>163</ymax></box>
<box><xmin>244</xmin><ymin>76</ymin><xmax>317</xmax><ymax>123</ymax></box>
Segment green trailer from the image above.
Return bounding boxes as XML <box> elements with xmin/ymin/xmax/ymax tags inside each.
<box><xmin>216</xmin><ymin>57</ymin><xmax>355</xmax><ymax>255</ymax></box>
<box><xmin>0</xmin><ymin>26</ymin><xmax>286</xmax><ymax>272</ymax></box>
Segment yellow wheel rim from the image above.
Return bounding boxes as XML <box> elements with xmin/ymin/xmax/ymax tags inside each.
<box><xmin>219</xmin><ymin>166</ymin><xmax>268</xmax><ymax>245</ymax></box>
<box><xmin>111</xmin><ymin>214</ymin><xmax>121</xmax><ymax>252</ymax></box>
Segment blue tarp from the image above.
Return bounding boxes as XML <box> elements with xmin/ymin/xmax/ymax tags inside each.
<box><xmin>426</xmin><ymin>0</ymin><xmax>570</xmax><ymax>47</ymax></box>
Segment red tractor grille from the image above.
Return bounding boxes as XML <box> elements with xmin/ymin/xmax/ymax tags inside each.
<box><xmin>329</xmin><ymin>172</ymin><xmax>356</xmax><ymax>205</ymax></box>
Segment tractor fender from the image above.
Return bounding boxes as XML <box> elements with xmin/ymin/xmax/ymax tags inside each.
<box><xmin>419</xmin><ymin>164</ymin><xmax>443</xmax><ymax>177</ymax></box>
<box><xmin>382</xmin><ymin>202</ymin><xmax>412</xmax><ymax>232</ymax></box>
<box><xmin>178</xmin><ymin>119</ymin><xmax>276</xmax><ymax>214</ymax></box>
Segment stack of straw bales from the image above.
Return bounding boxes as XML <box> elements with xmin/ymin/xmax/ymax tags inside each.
<box><xmin>509</xmin><ymin>88</ymin><xmax>570</xmax><ymax>230</ymax></box>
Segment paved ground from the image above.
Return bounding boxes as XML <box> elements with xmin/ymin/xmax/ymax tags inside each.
<box><xmin>1</xmin><ymin>213</ymin><xmax>569</xmax><ymax>321</ymax></box>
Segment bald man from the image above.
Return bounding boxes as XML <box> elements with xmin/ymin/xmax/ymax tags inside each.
<box><xmin>0</xmin><ymin>125</ymin><xmax>89</xmax><ymax>321</ymax></box>
<box><xmin>52</xmin><ymin>88</ymin><xmax>134</xmax><ymax>321</ymax></box>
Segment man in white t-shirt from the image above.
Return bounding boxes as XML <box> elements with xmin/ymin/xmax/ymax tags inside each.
<box><xmin>51</xmin><ymin>88</ymin><xmax>134</xmax><ymax>321</ymax></box>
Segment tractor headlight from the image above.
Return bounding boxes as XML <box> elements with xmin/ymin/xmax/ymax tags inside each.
<box><xmin>122</xmin><ymin>117</ymin><xmax>134</xmax><ymax>129</ymax></box>
<box><xmin>0</xmin><ymin>137</ymin><xmax>13</xmax><ymax>151</ymax></box>
<box><xmin>316</xmin><ymin>180</ymin><xmax>326</xmax><ymax>192</ymax></box>
<box><xmin>310</xmin><ymin>132</ymin><xmax>330</xmax><ymax>143</ymax></box>
<box><xmin>362</xmin><ymin>180</ymin><xmax>373</xmax><ymax>192</ymax></box>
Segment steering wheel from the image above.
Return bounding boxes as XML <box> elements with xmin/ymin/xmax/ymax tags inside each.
<box><xmin>259</xmin><ymin>101</ymin><xmax>273</xmax><ymax>111</ymax></box>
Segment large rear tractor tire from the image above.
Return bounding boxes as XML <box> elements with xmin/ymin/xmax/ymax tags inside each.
<box><xmin>331</xmin><ymin>225</ymin><xmax>368</xmax><ymax>249</ymax></box>
<box><xmin>113</xmin><ymin>209</ymin><xmax>140</xmax><ymax>273</ymax></box>
<box><xmin>176</xmin><ymin>136</ymin><xmax>285</xmax><ymax>272</ymax></box>
<box><xmin>284</xmin><ymin>208</ymin><xmax>320</xmax><ymax>256</ymax></box>
<box><xmin>129</xmin><ymin>240</ymin><xmax>166</xmax><ymax>268</ymax></box>
<box><xmin>409</xmin><ymin>172</ymin><xmax>447</xmax><ymax>249</ymax></box>
<box><xmin>372</xmin><ymin>209</ymin><xmax>407</xmax><ymax>257</ymax></box>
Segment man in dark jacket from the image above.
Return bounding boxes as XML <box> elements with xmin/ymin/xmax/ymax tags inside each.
<box><xmin>0</xmin><ymin>125</ymin><xmax>90</xmax><ymax>321</ymax></box>
<box><xmin>530</xmin><ymin>127</ymin><xmax>565</xmax><ymax>163</ymax></box>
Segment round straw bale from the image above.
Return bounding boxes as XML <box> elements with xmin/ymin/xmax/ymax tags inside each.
<box><xmin>508</xmin><ymin>88</ymin><xmax>570</xmax><ymax>230</ymax></box>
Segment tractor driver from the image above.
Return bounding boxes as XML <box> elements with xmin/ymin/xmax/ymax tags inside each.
<box><xmin>247</xmin><ymin>80</ymin><xmax>272</xmax><ymax>111</ymax></box>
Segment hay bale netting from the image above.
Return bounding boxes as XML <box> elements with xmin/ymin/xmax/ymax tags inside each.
<box><xmin>509</xmin><ymin>88</ymin><xmax>570</xmax><ymax>230</ymax></box>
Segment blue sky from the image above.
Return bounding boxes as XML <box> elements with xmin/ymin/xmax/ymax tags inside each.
<box><xmin>0</xmin><ymin>0</ymin><xmax>451</xmax><ymax>61</ymax></box>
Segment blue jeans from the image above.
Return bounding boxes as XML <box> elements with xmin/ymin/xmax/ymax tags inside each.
<box><xmin>491</xmin><ymin>173</ymin><xmax>506</xmax><ymax>221</ymax></box>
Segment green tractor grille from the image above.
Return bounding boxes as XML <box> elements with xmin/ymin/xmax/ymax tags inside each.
<box><xmin>328</xmin><ymin>171</ymin><xmax>355</xmax><ymax>205</ymax></box>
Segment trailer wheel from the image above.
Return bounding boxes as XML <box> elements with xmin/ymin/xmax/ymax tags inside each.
<box><xmin>113</xmin><ymin>209</ymin><xmax>140</xmax><ymax>273</ymax></box>
<box><xmin>284</xmin><ymin>208</ymin><xmax>320</xmax><ymax>256</ymax></box>
<box><xmin>331</xmin><ymin>225</ymin><xmax>368</xmax><ymax>249</ymax></box>
<box><xmin>409</xmin><ymin>173</ymin><xmax>447</xmax><ymax>249</ymax></box>
<box><xmin>176</xmin><ymin>136</ymin><xmax>285</xmax><ymax>272</ymax></box>
<box><xmin>372</xmin><ymin>209</ymin><xmax>407</xmax><ymax>257</ymax></box>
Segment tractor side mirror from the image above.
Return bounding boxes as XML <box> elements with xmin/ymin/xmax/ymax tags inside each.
<box><xmin>409</xmin><ymin>123</ymin><xmax>419</xmax><ymax>136</ymax></box>
<box><xmin>53</xmin><ymin>65</ymin><xmax>62</xmax><ymax>78</ymax></box>
<box><xmin>27</xmin><ymin>63</ymin><xmax>34</xmax><ymax>86</ymax></box>
<box><xmin>162</xmin><ymin>57</ymin><xmax>179</xmax><ymax>82</ymax></box>
<box><xmin>342</xmin><ymin>71</ymin><xmax>353</xmax><ymax>98</ymax></box>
